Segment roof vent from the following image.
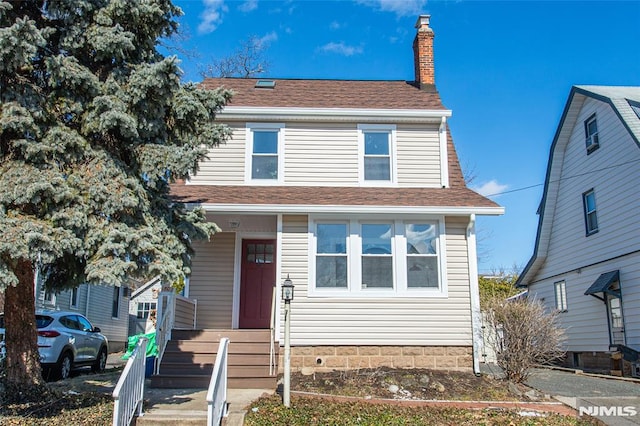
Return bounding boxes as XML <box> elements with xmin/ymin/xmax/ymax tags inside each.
<box><xmin>255</xmin><ymin>80</ymin><xmax>276</xmax><ymax>89</ymax></box>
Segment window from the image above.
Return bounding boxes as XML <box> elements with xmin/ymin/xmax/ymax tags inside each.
<box><xmin>406</xmin><ymin>224</ymin><xmax>439</xmax><ymax>288</ymax></box>
<box><xmin>361</xmin><ymin>224</ymin><xmax>393</xmax><ymax>288</ymax></box>
<box><xmin>112</xmin><ymin>286</ymin><xmax>120</xmax><ymax>318</ymax></box>
<box><xmin>311</xmin><ymin>217</ymin><xmax>445</xmax><ymax>297</ymax></box>
<box><xmin>582</xmin><ymin>189</ymin><xmax>598</xmax><ymax>235</ymax></box>
<box><xmin>246</xmin><ymin>123</ymin><xmax>284</xmax><ymax>183</ymax></box>
<box><xmin>43</xmin><ymin>288</ymin><xmax>56</xmax><ymax>306</ymax></box>
<box><xmin>554</xmin><ymin>280</ymin><xmax>568</xmax><ymax>311</ymax></box>
<box><xmin>315</xmin><ymin>223</ymin><xmax>348</xmax><ymax>288</ymax></box>
<box><xmin>137</xmin><ymin>302</ymin><xmax>157</xmax><ymax>319</ymax></box>
<box><xmin>584</xmin><ymin>114</ymin><xmax>599</xmax><ymax>153</ymax></box>
<box><xmin>358</xmin><ymin>124</ymin><xmax>395</xmax><ymax>184</ymax></box>
<box><xmin>70</xmin><ymin>287</ymin><xmax>78</xmax><ymax>308</ymax></box>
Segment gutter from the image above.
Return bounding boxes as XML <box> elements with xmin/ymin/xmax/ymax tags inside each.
<box><xmin>466</xmin><ymin>214</ymin><xmax>482</xmax><ymax>376</ymax></box>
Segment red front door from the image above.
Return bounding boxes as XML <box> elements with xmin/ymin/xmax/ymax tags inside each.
<box><xmin>239</xmin><ymin>239</ymin><xmax>276</xmax><ymax>329</ymax></box>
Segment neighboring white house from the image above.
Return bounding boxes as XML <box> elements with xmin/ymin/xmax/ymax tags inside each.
<box><xmin>128</xmin><ymin>276</ymin><xmax>163</xmax><ymax>336</ymax></box>
<box><xmin>517</xmin><ymin>86</ymin><xmax>640</xmax><ymax>376</ymax></box>
<box><xmin>35</xmin><ymin>281</ymin><xmax>130</xmax><ymax>352</ymax></box>
<box><xmin>171</xmin><ymin>15</ymin><xmax>503</xmax><ymax>374</ymax></box>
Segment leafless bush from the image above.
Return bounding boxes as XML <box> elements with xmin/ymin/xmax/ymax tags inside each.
<box><xmin>483</xmin><ymin>296</ymin><xmax>566</xmax><ymax>383</ymax></box>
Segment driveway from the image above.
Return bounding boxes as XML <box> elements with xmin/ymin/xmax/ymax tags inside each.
<box><xmin>525</xmin><ymin>368</ymin><xmax>640</xmax><ymax>426</ymax></box>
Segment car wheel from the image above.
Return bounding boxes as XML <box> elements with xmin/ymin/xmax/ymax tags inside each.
<box><xmin>92</xmin><ymin>347</ymin><xmax>107</xmax><ymax>373</ymax></box>
<box><xmin>57</xmin><ymin>351</ymin><xmax>73</xmax><ymax>380</ymax></box>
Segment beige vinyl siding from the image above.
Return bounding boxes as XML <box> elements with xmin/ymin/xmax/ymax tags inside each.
<box><xmin>190</xmin><ymin>232</ymin><xmax>235</xmax><ymax>328</ymax></box>
<box><xmin>188</xmin><ymin>123</ymin><xmax>246</xmax><ymax>184</ymax></box>
<box><xmin>284</xmin><ymin>123</ymin><xmax>359</xmax><ymax>185</ymax></box>
<box><xmin>537</xmin><ymin>98</ymin><xmax>640</xmax><ymax>279</ymax></box>
<box><xmin>396</xmin><ymin>124</ymin><xmax>441</xmax><ymax>186</ymax></box>
<box><xmin>281</xmin><ymin>215</ymin><xmax>472</xmax><ymax>346</ymax></box>
<box><xmin>188</xmin><ymin>121</ymin><xmax>443</xmax><ymax>187</ymax></box>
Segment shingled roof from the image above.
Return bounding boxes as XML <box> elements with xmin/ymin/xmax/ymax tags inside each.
<box><xmin>200</xmin><ymin>78</ymin><xmax>447</xmax><ymax>110</ymax></box>
<box><xmin>171</xmin><ymin>185</ymin><xmax>499</xmax><ymax>210</ymax></box>
<box><xmin>171</xmin><ymin>77</ymin><xmax>500</xmax><ymax>212</ymax></box>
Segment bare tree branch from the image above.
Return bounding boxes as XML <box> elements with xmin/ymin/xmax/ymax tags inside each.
<box><xmin>200</xmin><ymin>35</ymin><xmax>270</xmax><ymax>78</ymax></box>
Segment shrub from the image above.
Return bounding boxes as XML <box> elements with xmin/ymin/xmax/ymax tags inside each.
<box><xmin>483</xmin><ymin>296</ymin><xmax>566</xmax><ymax>383</ymax></box>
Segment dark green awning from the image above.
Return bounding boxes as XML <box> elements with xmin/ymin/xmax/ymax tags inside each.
<box><xmin>584</xmin><ymin>270</ymin><xmax>620</xmax><ymax>296</ymax></box>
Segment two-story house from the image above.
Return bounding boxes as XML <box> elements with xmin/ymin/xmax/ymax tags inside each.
<box><xmin>517</xmin><ymin>86</ymin><xmax>640</xmax><ymax>376</ymax></box>
<box><xmin>161</xmin><ymin>15</ymin><xmax>503</xmax><ymax>388</ymax></box>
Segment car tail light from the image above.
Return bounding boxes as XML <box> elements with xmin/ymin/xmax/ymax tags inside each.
<box><xmin>38</xmin><ymin>330</ymin><xmax>61</xmax><ymax>338</ymax></box>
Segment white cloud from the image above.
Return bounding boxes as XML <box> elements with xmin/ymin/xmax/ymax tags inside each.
<box><xmin>238</xmin><ymin>0</ymin><xmax>258</xmax><ymax>13</ymax></box>
<box><xmin>319</xmin><ymin>42</ymin><xmax>363</xmax><ymax>57</ymax></box>
<box><xmin>330</xmin><ymin>21</ymin><xmax>343</xmax><ymax>30</ymax></box>
<box><xmin>357</xmin><ymin>0</ymin><xmax>428</xmax><ymax>17</ymax></box>
<box><xmin>472</xmin><ymin>180</ymin><xmax>509</xmax><ymax>198</ymax></box>
<box><xmin>258</xmin><ymin>31</ymin><xmax>278</xmax><ymax>46</ymax></box>
<box><xmin>198</xmin><ymin>0</ymin><xmax>228</xmax><ymax>34</ymax></box>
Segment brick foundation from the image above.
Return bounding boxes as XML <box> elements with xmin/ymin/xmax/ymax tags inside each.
<box><xmin>279</xmin><ymin>346</ymin><xmax>473</xmax><ymax>373</ymax></box>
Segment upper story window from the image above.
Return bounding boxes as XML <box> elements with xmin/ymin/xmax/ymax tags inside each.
<box><xmin>584</xmin><ymin>114</ymin><xmax>599</xmax><ymax>153</ymax></box>
<box><xmin>554</xmin><ymin>280</ymin><xmax>568</xmax><ymax>312</ymax></box>
<box><xmin>358</xmin><ymin>124</ymin><xmax>396</xmax><ymax>184</ymax></box>
<box><xmin>310</xmin><ymin>217</ymin><xmax>446</xmax><ymax>297</ymax></box>
<box><xmin>582</xmin><ymin>189</ymin><xmax>598</xmax><ymax>235</ymax></box>
<box><xmin>246</xmin><ymin>123</ymin><xmax>284</xmax><ymax>184</ymax></box>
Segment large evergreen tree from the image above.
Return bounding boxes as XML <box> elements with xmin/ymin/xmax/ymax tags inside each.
<box><xmin>0</xmin><ymin>0</ymin><xmax>231</xmax><ymax>391</ymax></box>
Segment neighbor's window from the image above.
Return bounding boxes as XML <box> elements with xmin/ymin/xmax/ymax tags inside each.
<box><xmin>361</xmin><ymin>223</ymin><xmax>393</xmax><ymax>288</ymax></box>
<box><xmin>315</xmin><ymin>223</ymin><xmax>348</xmax><ymax>288</ymax></box>
<box><xmin>246</xmin><ymin>123</ymin><xmax>284</xmax><ymax>183</ymax></box>
<box><xmin>358</xmin><ymin>124</ymin><xmax>395</xmax><ymax>183</ymax></box>
<box><xmin>554</xmin><ymin>280</ymin><xmax>568</xmax><ymax>311</ymax></box>
<box><xmin>137</xmin><ymin>302</ymin><xmax>157</xmax><ymax>319</ymax></box>
<box><xmin>582</xmin><ymin>189</ymin><xmax>598</xmax><ymax>235</ymax></box>
<box><xmin>584</xmin><ymin>114</ymin><xmax>599</xmax><ymax>153</ymax></box>
<box><xmin>70</xmin><ymin>287</ymin><xmax>78</xmax><ymax>308</ymax></box>
<box><xmin>112</xmin><ymin>286</ymin><xmax>120</xmax><ymax>318</ymax></box>
<box><xmin>406</xmin><ymin>224</ymin><xmax>439</xmax><ymax>288</ymax></box>
<box><xmin>43</xmin><ymin>288</ymin><xmax>56</xmax><ymax>306</ymax></box>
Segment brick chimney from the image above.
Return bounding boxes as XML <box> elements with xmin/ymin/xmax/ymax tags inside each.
<box><xmin>413</xmin><ymin>14</ymin><xmax>435</xmax><ymax>90</ymax></box>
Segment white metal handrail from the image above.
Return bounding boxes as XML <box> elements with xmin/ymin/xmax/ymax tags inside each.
<box><xmin>206</xmin><ymin>338</ymin><xmax>229</xmax><ymax>426</ymax></box>
<box><xmin>269</xmin><ymin>286</ymin><xmax>277</xmax><ymax>375</ymax></box>
<box><xmin>113</xmin><ymin>338</ymin><xmax>148</xmax><ymax>426</ymax></box>
<box><xmin>155</xmin><ymin>291</ymin><xmax>175</xmax><ymax>374</ymax></box>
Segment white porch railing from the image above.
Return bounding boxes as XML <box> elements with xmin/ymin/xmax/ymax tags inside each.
<box><xmin>112</xmin><ymin>337</ymin><xmax>147</xmax><ymax>426</ymax></box>
<box><xmin>269</xmin><ymin>286</ymin><xmax>277</xmax><ymax>375</ymax></box>
<box><xmin>155</xmin><ymin>291</ymin><xmax>175</xmax><ymax>374</ymax></box>
<box><xmin>206</xmin><ymin>338</ymin><xmax>229</xmax><ymax>426</ymax></box>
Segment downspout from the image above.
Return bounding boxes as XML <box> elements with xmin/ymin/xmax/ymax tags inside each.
<box><xmin>439</xmin><ymin>116</ymin><xmax>449</xmax><ymax>188</ymax></box>
<box><xmin>466</xmin><ymin>214</ymin><xmax>481</xmax><ymax>376</ymax></box>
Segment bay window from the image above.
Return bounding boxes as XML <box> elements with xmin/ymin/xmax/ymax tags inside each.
<box><xmin>310</xmin><ymin>217</ymin><xmax>446</xmax><ymax>297</ymax></box>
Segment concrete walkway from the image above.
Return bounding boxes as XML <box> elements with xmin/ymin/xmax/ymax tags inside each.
<box><xmin>134</xmin><ymin>387</ymin><xmax>274</xmax><ymax>426</ymax></box>
<box><xmin>525</xmin><ymin>367</ymin><xmax>640</xmax><ymax>426</ymax></box>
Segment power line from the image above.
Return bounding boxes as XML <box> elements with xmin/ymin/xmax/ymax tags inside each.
<box><xmin>483</xmin><ymin>158</ymin><xmax>640</xmax><ymax>198</ymax></box>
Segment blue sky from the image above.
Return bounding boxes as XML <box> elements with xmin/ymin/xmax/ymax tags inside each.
<box><xmin>166</xmin><ymin>0</ymin><xmax>640</xmax><ymax>274</ymax></box>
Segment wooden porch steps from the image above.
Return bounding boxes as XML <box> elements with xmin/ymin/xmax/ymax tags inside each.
<box><xmin>149</xmin><ymin>329</ymin><xmax>278</xmax><ymax>389</ymax></box>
